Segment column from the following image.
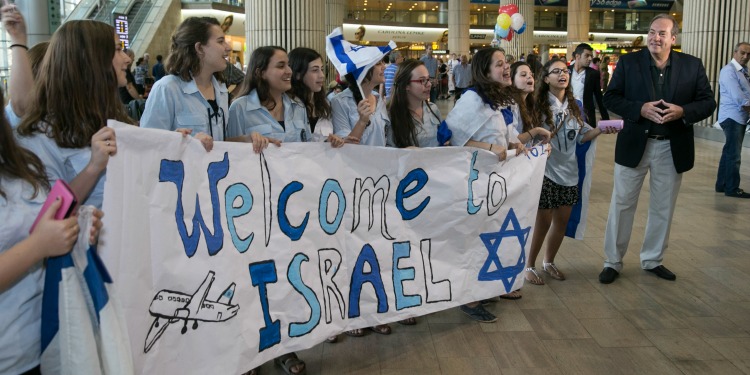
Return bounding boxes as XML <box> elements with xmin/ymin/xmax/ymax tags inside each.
<box><xmin>448</xmin><ymin>0</ymin><xmax>470</xmax><ymax>59</ymax></box>
<box><xmin>683</xmin><ymin>0</ymin><xmax>750</xmax><ymax>126</ymax></box>
<box><xmin>566</xmin><ymin>0</ymin><xmax>590</xmax><ymax>60</ymax></box>
<box><xmin>499</xmin><ymin>0</ymin><xmax>534</xmax><ymax>61</ymax></box>
<box><xmin>246</xmin><ymin>0</ymin><xmax>327</xmax><ymax>58</ymax></box>
<box><xmin>18</xmin><ymin>0</ymin><xmax>52</xmax><ymax>46</ymax></box>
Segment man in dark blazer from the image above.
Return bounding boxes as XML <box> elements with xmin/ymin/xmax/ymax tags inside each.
<box><xmin>598</xmin><ymin>14</ymin><xmax>715</xmax><ymax>284</ymax></box>
<box><xmin>569</xmin><ymin>43</ymin><xmax>609</xmax><ymax>125</ymax></box>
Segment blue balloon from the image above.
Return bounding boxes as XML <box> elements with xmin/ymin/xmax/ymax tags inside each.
<box><xmin>517</xmin><ymin>22</ymin><xmax>526</xmax><ymax>35</ymax></box>
<box><xmin>495</xmin><ymin>24</ymin><xmax>509</xmax><ymax>39</ymax></box>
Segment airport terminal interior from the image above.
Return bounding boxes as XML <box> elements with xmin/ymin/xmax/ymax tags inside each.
<box><xmin>2</xmin><ymin>0</ymin><xmax>750</xmax><ymax>374</ymax></box>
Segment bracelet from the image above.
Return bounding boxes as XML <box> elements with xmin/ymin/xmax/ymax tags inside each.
<box><xmin>9</xmin><ymin>44</ymin><xmax>28</xmax><ymax>51</ymax></box>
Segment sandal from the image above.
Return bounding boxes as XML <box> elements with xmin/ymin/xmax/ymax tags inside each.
<box><xmin>499</xmin><ymin>289</ymin><xmax>522</xmax><ymax>300</ymax></box>
<box><xmin>398</xmin><ymin>317</ymin><xmax>417</xmax><ymax>325</ymax></box>
<box><xmin>325</xmin><ymin>335</ymin><xmax>338</xmax><ymax>343</ymax></box>
<box><xmin>525</xmin><ymin>267</ymin><xmax>545</xmax><ymax>285</ymax></box>
<box><xmin>543</xmin><ymin>262</ymin><xmax>566</xmax><ymax>280</ymax></box>
<box><xmin>345</xmin><ymin>328</ymin><xmax>365</xmax><ymax>337</ymax></box>
<box><xmin>369</xmin><ymin>324</ymin><xmax>392</xmax><ymax>335</ymax></box>
<box><xmin>275</xmin><ymin>352</ymin><xmax>306</xmax><ymax>375</ymax></box>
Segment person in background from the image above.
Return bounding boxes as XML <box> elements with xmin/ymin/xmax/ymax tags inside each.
<box><xmin>383</xmin><ymin>51</ymin><xmax>402</xmax><ymax>101</ymax></box>
<box><xmin>452</xmin><ymin>54</ymin><xmax>471</xmax><ymax>102</ymax></box>
<box><xmin>16</xmin><ymin>20</ymin><xmax>133</xmax><ymax>209</ymax></box>
<box><xmin>599</xmin><ymin>56</ymin><xmax>610</xmax><ymax>92</ymax></box>
<box><xmin>420</xmin><ymin>47</ymin><xmax>439</xmax><ymax>102</ymax></box>
<box><xmin>142</xmin><ymin>52</ymin><xmax>152</xmax><ymax>82</ymax></box>
<box><xmin>120</xmin><ymin>49</ymin><xmax>144</xmax><ymax>105</ymax></box>
<box><xmin>569</xmin><ymin>43</ymin><xmax>609</xmax><ymax>126</ymax></box>
<box><xmin>133</xmin><ymin>57</ymin><xmax>147</xmax><ymax>95</ymax></box>
<box><xmin>0</xmin><ymin>86</ymin><xmax>104</xmax><ymax>375</ymax></box>
<box><xmin>715</xmin><ymin>42</ymin><xmax>750</xmax><ymax>198</ymax></box>
<box><xmin>599</xmin><ymin>14</ymin><xmax>716</xmax><ymax>284</ymax></box>
<box><xmin>326</xmin><ymin>80</ymin><xmax>342</xmax><ymax>102</ymax></box>
<box><xmin>140</xmin><ymin>17</ymin><xmax>231</xmax><ymax>152</ymax></box>
<box><xmin>591</xmin><ymin>56</ymin><xmax>601</xmax><ymax>71</ymax></box>
<box><xmin>152</xmin><ymin>54</ymin><xmax>166</xmax><ymax>82</ymax></box>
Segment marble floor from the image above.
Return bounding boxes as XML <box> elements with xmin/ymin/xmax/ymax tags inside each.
<box><xmin>260</xmin><ymin>101</ymin><xmax>750</xmax><ymax>374</ymax></box>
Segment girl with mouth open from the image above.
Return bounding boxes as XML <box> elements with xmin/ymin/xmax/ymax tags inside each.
<box><xmin>525</xmin><ymin>59</ymin><xmax>617</xmax><ymax>286</ymax></box>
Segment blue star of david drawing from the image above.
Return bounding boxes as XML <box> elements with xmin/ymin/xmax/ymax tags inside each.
<box><xmin>349</xmin><ymin>45</ymin><xmax>366</xmax><ymax>52</ymax></box>
<box><xmin>478</xmin><ymin>208</ymin><xmax>530</xmax><ymax>291</ymax></box>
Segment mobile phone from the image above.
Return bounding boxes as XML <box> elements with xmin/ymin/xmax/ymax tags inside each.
<box><xmin>598</xmin><ymin>119</ymin><xmax>624</xmax><ymax>131</ymax></box>
<box><xmin>29</xmin><ymin>179</ymin><xmax>78</xmax><ymax>233</ymax></box>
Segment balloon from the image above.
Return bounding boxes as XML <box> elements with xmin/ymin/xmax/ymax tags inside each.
<box><xmin>505</xmin><ymin>29</ymin><xmax>514</xmax><ymax>41</ymax></box>
<box><xmin>511</xmin><ymin>13</ymin><xmax>525</xmax><ymax>31</ymax></box>
<box><xmin>517</xmin><ymin>21</ymin><xmax>527</xmax><ymax>34</ymax></box>
<box><xmin>498</xmin><ymin>4</ymin><xmax>518</xmax><ymax>15</ymax></box>
<box><xmin>495</xmin><ymin>23</ymin><xmax>509</xmax><ymax>39</ymax></box>
<box><xmin>497</xmin><ymin>13</ymin><xmax>511</xmax><ymax>30</ymax></box>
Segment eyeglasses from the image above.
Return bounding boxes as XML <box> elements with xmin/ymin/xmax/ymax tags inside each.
<box><xmin>546</xmin><ymin>68</ymin><xmax>570</xmax><ymax>76</ymax></box>
<box><xmin>409</xmin><ymin>78</ymin><xmax>432</xmax><ymax>86</ymax></box>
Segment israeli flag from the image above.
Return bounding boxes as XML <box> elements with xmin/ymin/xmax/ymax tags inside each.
<box><xmin>41</xmin><ymin>206</ymin><xmax>133</xmax><ymax>374</ymax></box>
<box><xmin>565</xmin><ymin>100</ymin><xmax>596</xmax><ymax>240</ymax></box>
<box><xmin>325</xmin><ymin>27</ymin><xmax>396</xmax><ymax>88</ymax></box>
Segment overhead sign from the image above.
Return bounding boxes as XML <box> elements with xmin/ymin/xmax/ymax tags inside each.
<box><xmin>535</xmin><ymin>0</ymin><xmax>674</xmax><ymax>10</ymax></box>
<box><xmin>113</xmin><ymin>13</ymin><xmax>129</xmax><ymax>49</ymax></box>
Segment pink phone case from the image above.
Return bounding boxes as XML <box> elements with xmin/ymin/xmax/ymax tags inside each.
<box><xmin>29</xmin><ymin>179</ymin><xmax>78</xmax><ymax>233</ymax></box>
<box><xmin>598</xmin><ymin>120</ymin><xmax>623</xmax><ymax>131</ymax></box>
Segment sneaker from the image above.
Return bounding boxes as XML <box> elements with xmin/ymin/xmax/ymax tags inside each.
<box><xmin>459</xmin><ymin>304</ymin><xmax>497</xmax><ymax>323</ymax></box>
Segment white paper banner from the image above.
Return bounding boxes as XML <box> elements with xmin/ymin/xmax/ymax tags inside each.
<box><xmin>100</xmin><ymin>121</ymin><xmax>547</xmax><ymax>374</ymax></box>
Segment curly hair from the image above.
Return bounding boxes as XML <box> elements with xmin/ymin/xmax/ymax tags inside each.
<box><xmin>508</xmin><ymin>61</ymin><xmax>539</xmax><ymax>133</ymax></box>
<box><xmin>288</xmin><ymin>47</ymin><xmax>331</xmax><ymax>119</ymax></box>
<box><xmin>17</xmin><ymin>20</ymin><xmax>132</xmax><ymax>148</ymax></box>
<box><xmin>471</xmin><ymin>47</ymin><xmax>514</xmax><ymax>111</ymax></box>
<box><xmin>165</xmin><ymin>17</ymin><xmax>225</xmax><ymax>83</ymax></box>
<box><xmin>534</xmin><ymin>59</ymin><xmax>583</xmax><ymax>136</ymax></box>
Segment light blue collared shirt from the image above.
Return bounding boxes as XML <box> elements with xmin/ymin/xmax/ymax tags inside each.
<box><xmin>227</xmin><ymin>90</ymin><xmax>311</xmax><ymax>142</ymax></box>
<box><xmin>331</xmin><ymin>88</ymin><xmax>390</xmax><ymax>147</ymax></box>
<box><xmin>0</xmin><ymin>176</ymin><xmax>45</xmax><ymax>374</ymax></box>
<box><xmin>16</xmin><ymin>128</ymin><xmax>106</xmax><ymax>208</ymax></box>
<box><xmin>141</xmin><ymin>75</ymin><xmax>229</xmax><ymax>141</ymax></box>
<box><xmin>718</xmin><ymin>59</ymin><xmax>750</xmax><ymax>124</ymax></box>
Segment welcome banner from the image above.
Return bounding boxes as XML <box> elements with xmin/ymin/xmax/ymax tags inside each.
<box><xmin>100</xmin><ymin>121</ymin><xmax>547</xmax><ymax>374</ymax></box>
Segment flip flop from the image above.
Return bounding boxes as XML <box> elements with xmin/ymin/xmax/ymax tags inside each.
<box><xmin>499</xmin><ymin>289</ymin><xmax>522</xmax><ymax>300</ymax></box>
<box><xmin>369</xmin><ymin>324</ymin><xmax>392</xmax><ymax>335</ymax></box>
<box><xmin>275</xmin><ymin>352</ymin><xmax>306</xmax><ymax>375</ymax></box>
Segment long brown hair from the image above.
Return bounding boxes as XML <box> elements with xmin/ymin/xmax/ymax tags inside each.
<box><xmin>288</xmin><ymin>47</ymin><xmax>331</xmax><ymax>119</ymax></box>
<box><xmin>166</xmin><ymin>17</ymin><xmax>226</xmax><ymax>83</ymax></box>
<box><xmin>471</xmin><ymin>47</ymin><xmax>513</xmax><ymax>111</ymax></box>
<box><xmin>535</xmin><ymin>59</ymin><xmax>583</xmax><ymax>136</ymax></box>
<box><xmin>17</xmin><ymin>20</ymin><xmax>132</xmax><ymax>148</ymax></box>
<box><xmin>0</xmin><ymin>89</ymin><xmax>49</xmax><ymax>198</ymax></box>
<box><xmin>509</xmin><ymin>61</ymin><xmax>539</xmax><ymax>132</ymax></box>
<box><xmin>388</xmin><ymin>59</ymin><xmax>439</xmax><ymax>148</ymax></box>
<box><xmin>237</xmin><ymin>46</ymin><xmax>286</xmax><ymax>111</ymax></box>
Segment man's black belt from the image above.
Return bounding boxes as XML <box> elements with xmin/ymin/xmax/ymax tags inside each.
<box><xmin>648</xmin><ymin>135</ymin><xmax>669</xmax><ymax>140</ymax></box>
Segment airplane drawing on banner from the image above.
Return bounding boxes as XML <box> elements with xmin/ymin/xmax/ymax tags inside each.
<box><xmin>144</xmin><ymin>271</ymin><xmax>240</xmax><ymax>353</ymax></box>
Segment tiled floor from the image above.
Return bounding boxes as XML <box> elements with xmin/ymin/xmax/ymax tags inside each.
<box><xmin>261</xmin><ymin>100</ymin><xmax>750</xmax><ymax>374</ymax></box>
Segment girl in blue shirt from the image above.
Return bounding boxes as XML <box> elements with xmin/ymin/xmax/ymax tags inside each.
<box><xmin>1</xmin><ymin>88</ymin><xmax>103</xmax><ymax>375</ymax></box>
<box><xmin>141</xmin><ymin>17</ymin><xmax>231</xmax><ymax>152</ymax></box>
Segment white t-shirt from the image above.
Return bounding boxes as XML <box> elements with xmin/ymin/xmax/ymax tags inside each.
<box><xmin>571</xmin><ymin>68</ymin><xmax>586</xmax><ymax>103</ymax></box>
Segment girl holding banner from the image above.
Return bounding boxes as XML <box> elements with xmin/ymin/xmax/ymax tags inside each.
<box><xmin>141</xmin><ymin>17</ymin><xmax>232</xmax><ymax>151</ymax></box>
<box><xmin>16</xmin><ymin>20</ymin><xmax>133</xmax><ymax>209</ymax></box>
<box><xmin>330</xmin><ymin>60</ymin><xmax>391</xmax><ymax>147</ymax></box>
<box><xmin>0</xmin><ymin>87</ymin><xmax>104</xmax><ymax>374</ymax></box>
<box><xmin>387</xmin><ymin>59</ymin><xmax>443</xmax><ymax>149</ymax></box>
<box><xmin>226</xmin><ymin>46</ymin><xmax>345</xmax><ymax>152</ymax></box>
<box><xmin>525</xmin><ymin>59</ymin><xmax>616</xmax><ymax>286</ymax></box>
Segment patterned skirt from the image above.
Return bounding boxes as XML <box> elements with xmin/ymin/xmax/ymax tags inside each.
<box><xmin>538</xmin><ymin>176</ymin><xmax>578</xmax><ymax>209</ymax></box>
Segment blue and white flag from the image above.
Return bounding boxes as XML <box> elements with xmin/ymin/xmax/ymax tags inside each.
<box><xmin>325</xmin><ymin>27</ymin><xmax>396</xmax><ymax>88</ymax></box>
<box><xmin>565</xmin><ymin>99</ymin><xmax>595</xmax><ymax>240</ymax></box>
<box><xmin>41</xmin><ymin>206</ymin><xmax>134</xmax><ymax>374</ymax></box>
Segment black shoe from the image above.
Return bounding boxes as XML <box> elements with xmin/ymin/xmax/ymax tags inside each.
<box><xmin>598</xmin><ymin>267</ymin><xmax>619</xmax><ymax>284</ymax></box>
<box><xmin>645</xmin><ymin>265</ymin><xmax>676</xmax><ymax>280</ymax></box>
<box><xmin>726</xmin><ymin>189</ymin><xmax>750</xmax><ymax>198</ymax></box>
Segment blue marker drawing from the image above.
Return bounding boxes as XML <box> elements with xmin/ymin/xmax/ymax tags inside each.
<box><xmin>477</xmin><ymin>208</ymin><xmax>530</xmax><ymax>292</ymax></box>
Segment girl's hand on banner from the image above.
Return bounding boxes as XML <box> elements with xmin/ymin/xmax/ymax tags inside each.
<box><xmin>89</xmin><ymin>127</ymin><xmax>117</xmax><ymax>173</ymax></box>
<box><xmin>194</xmin><ymin>132</ymin><xmax>214</xmax><ymax>152</ymax></box>
<box><xmin>89</xmin><ymin>208</ymin><xmax>104</xmax><ymax>245</ymax></box>
<box><xmin>327</xmin><ymin>134</ymin><xmax>346</xmax><ymax>148</ymax></box>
